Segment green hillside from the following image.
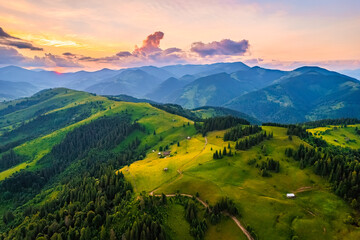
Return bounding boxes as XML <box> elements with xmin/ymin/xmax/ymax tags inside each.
<box><xmin>308</xmin><ymin>124</ymin><xmax>360</xmax><ymax>149</ymax></box>
<box><xmin>0</xmin><ymin>89</ymin><xmax>359</xmax><ymax>240</ymax></box>
<box><xmin>171</xmin><ymin>73</ymin><xmax>250</xmax><ymax>109</ymax></box>
<box><xmin>225</xmin><ymin>68</ymin><xmax>360</xmax><ymax>123</ymax></box>
<box><xmin>0</xmin><ymin>80</ymin><xmax>38</xmax><ymax>101</ymax></box>
<box><xmin>120</xmin><ymin>126</ymin><xmax>360</xmax><ymax>239</ymax></box>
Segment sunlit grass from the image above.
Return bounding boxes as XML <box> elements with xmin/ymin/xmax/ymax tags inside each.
<box><xmin>122</xmin><ymin>126</ymin><xmax>360</xmax><ymax>239</ymax></box>
<box><xmin>308</xmin><ymin>124</ymin><xmax>360</xmax><ymax>149</ymax></box>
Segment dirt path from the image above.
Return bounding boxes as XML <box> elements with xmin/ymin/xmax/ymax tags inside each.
<box><xmin>294</xmin><ymin>186</ymin><xmax>312</xmax><ymax>193</ymax></box>
<box><xmin>223</xmin><ymin>212</ymin><xmax>254</xmax><ymax>240</ymax></box>
<box><xmin>133</xmin><ymin>135</ymin><xmax>252</xmax><ymax>239</ymax></box>
<box><xmin>152</xmin><ymin>193</ymin><xmax>253</xmax><ymax>240</ymax></box>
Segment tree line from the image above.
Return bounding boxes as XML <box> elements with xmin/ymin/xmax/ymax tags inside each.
<box><xmin>286</xmin><ymin>143</ymin><xmax>360</xmax><ymax>211</ymax></box>
<box><xmin>1</xmin><ymin>114</ymin><xmax>142</xmax><ymax>206</ymax></box>
<box><xmin>257</xmin><ymin>158</ymin><xmax>280</xmax><ymax>177</ymax></box>
<box><xmin>212</xmin><ymin>145</ymin><xmax>233</xmax><ymax>159</ymax></box>
<box><xmin>0</xmin><ymin>102</ymin><xmax>101</xmax><ymax>154</ymax></box>
<box><xmin>1</xmin><ymin>114</ymin><xmax>171</xmax><ymax>240</ymax></box>
<box><xmin>302</xmin><ymin>118</ymin><xmax>360</xmax><ymax>128</ymax></box>
<box><xmin>235</xmin><ymin>131</ymin><xmax>273</xmax><ymax>150</ymax></box>
<box><xmin>356</xmin><ymin>127</ymin><xmax>360</xmax><ymax>135</ymax></box>
<box><xmin>195</xmin><ymin>116</ymin><xmax>250</xmax><ymax>136</ymax></box>
<box><xmin>263</xmin><ymin>118</ymin><xmax>360</xmax><ymax>129</ymax></box>
<box><xmin>223</xmin><ymin>125</ymin><xmax>262</xmax><ymax>141</ymax></box>
<box><xmin>0</xmin><ymin>150</ymin><xmax>26</xmax><ymax>172</ymax></box>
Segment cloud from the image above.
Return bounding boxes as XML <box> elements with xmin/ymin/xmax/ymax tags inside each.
<box><xmin>62</xmin><ymin>32</ymin><xmax>185</xmax><ymax>66</ymax></box>
<box><xmin>244</xmin><ymin>58</ymin><xmax>264</xmax><ymax>65</ymax></box>
<box><xmin>133</xmin><ymin>31</ymin><xmax>164</xmax><ymax>56</ymax></box>
<box><xmin>0</xmin><ymin>46</ymin><xmax>81</xmax><ymax>68</ymax></box>
<box><xmin>163</xmin><ymin>47</ymin><xmax>182</xmax><ymax>55</ymax></box>
<box><xmin>33</xmin><ymin>53</ymin><xmax>81</xmax><ymax>67</ymax></box>
<box><xmin>0</xmin><ymin>27</ymin><xmax>20</xmax><ymax>39</ymax></box>
<box><xmin>116</xmin><ymin>51</ymin><xmax>132</xmax><ymax>57</ymax></box>
<box><xmin>0</xmin><ymin>30</ymin><xmax>253</xmax><ymax>70</ymax></box>
<box><xmin>191</xmin><ymin>39</ymin><xmax>249</xmax><ymax>57</ymax></box>
<box><xmin>0</xmin><ymin>47</ymin><xmax>27</xmax><ymax>64</ymax></box>
<box><xmin>62</xmin><ymin>52</ymin><xmax>76</xmax><ymax>56</ymax></box>
<box><xmin>0</xmin><ymin>27</ymin><xmax>43</xmax><ymax>51</ymax></box>
<box><xmin>1</xmin><ymin>40</ymin><xmax>43</xmax><ymax>51</ymax></box>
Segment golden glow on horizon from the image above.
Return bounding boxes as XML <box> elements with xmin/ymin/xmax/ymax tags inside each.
<box><xmin>0</xmin><ymin>0</ymin><xmax>359</xmax><ymax>71</ymax></box>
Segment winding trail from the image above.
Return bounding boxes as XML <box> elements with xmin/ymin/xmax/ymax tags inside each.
<box><xmin>145</xmin><ymin>136</ymin><xmax>252</xmax><ymax>239</ymax></box>
<box><xmin>152</xmin><ymin>193</ymin><xmax>253</xmax><ymax>240</ymax></box>
<box><xmin>223</xmin><ymin>212</ymin><xmax>254</xmax><ymax>240</ymax></box>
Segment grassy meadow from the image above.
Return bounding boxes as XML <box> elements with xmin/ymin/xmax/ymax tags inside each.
<box><xmin>308</xmin><ymin>124</ymin><xmax>360</xmax><ymax>149</ymax></box>
<box><xmin>1</xmin><ymin>89</ymin><xmax>360</xmax><ymax>239</ymax></box>
<box><xmin>121</xmin><ymin>126</ymin><xmax>360</xmax><ymax>239</ymax></box>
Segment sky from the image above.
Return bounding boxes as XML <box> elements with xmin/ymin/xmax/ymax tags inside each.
<box><xmin>0</xmin><ymin>0</ymin><xmax>359</xmax><ymax>72</ymax></box>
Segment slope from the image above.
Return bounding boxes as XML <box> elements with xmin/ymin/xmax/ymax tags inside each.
<box><xmin>225</xmin><ymin>68</ymin><xmax>360</xmax><ymax>123</ymax></box>
<box><xmin>0</xmin><ymin>80</ymin><xmax>38</xmax><ymax>100</ymax></box>
<box><xmin>171</xmin><ymin>73</ymin><xmax>248</xmax><ymax>109</ymax></box>
<box><xmin>120</xmin><ymin>126</ymin><xmax>360</xmax><ymax>240</ymax></box>
<box><xmin>85</xmin><ymin>69</ymin><xmax>163</xmax><ymax>98</ymax></box>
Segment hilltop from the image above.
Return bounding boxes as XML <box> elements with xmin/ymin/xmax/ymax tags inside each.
<box><xmin>0</xmin><ymin>89</ymin><xmax>359</xmax><ymax>239</ymax></box>
<box><xmin>1</xmin><ymin>63</ymin><xmax>359</xmax><ymax>123</ymax></box>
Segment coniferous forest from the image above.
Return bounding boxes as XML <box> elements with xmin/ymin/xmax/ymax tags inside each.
<box><xmin>1</xmin><ymin>2</ymin><xmax>360</xmax><ymax>239</ymax></box>
<box><xmin>0</xmin><ymin>89</ymin><xmax>360</xmax><ymax>240</ymax></box>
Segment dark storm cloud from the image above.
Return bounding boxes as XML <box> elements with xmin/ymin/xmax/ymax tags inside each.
<box><xmin>63</xmin><ymin>52</ymin><xmax>76</xmax><ymax>56</ymax></box>
<box><xmin>0</xmin><ymin>27</ymin><xmax>20</xmax><ymax>39</ymax></box>
<box><xmin>163</xmin><ymin>47</ymin><xmax>182</xmax><ymax>55</ymax></box>
<box><xmin>190</xmin><ymin>39</ymin><xmax>249</xmax><ymax>57</ymax></box>
<box><xmin>0</xmin><ymin>27</ymin><xmax>43</xmax><ymax>51</ymax></box>
<box><xmin>4</xmin><ymin>40</ymin><xmax>43</xmax><ymax>51</ymax></box>
<box><xmin>116</xmin><ymin>51</ymin><xmax>132</xmax><ymax>57</ymax></box>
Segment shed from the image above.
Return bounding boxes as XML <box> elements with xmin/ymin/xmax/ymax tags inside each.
<box><xmin>187</xmin><ymin>136</ymin><xmax>191</xmax><ymax>140</ymax></box>
<box><xmin>163</xmin><ymin>168</ymin><xmax>168</xmax><ymax>171</ymax></box>
<box><xmin>163</xmin><ymin>151</ymin><xmax>171</xmax><ymax>156</ymax></box>
<box><xmin>286</xmin><ymin>193</ymin><xmax>296</xmax><ymax>198</ymax></box>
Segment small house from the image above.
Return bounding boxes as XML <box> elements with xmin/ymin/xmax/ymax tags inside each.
<box><xmin>163</xmin><ymin>151</ymin><xmax>171</xmax><ymax>156</ymax></box>
<box><xmin>158</xmin><ymin>151</ymin><xmax>171</xmax><ymax>157</ymax></box>
<box><xmin>163</xmin><ymin>168</ymin><xmax>168</xmax><ymax>171</ymax></box>
<box><xmin>286</xmin><ymin>193</ymin><xmax>295</xmax><ymax>198</ymax></box>
<box><xmin>187</xmin><ymin>136</ymin><xmax>191</xmax><ymax>140</ymax></box>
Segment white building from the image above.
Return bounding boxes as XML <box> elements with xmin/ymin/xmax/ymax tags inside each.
<box><xmin>286</xmin><ymin>193</ymin><xmax>296</xmax><ymax>198</ymax></box>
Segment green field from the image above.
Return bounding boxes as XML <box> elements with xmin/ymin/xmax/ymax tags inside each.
<box><xmin>1</xmin><ymin>89</ymin><xmax>360</xmax><ymax>239</ymax></box>
<box><xmin>121</xmin><ymin>126</ymin><xmax>360</xmax><ymax>239</ymax></box>
<box><xmin>0</xmin><ymin>90</ymin><xmax>195</xmax><ymax>181</ymax></box>
<box><xmin>165</xmin><ymin>204</ymin><xmax>192</xmax><ymax>240</ymax></box>
<box><xmin>308</xmin><ymin>124</ymin><xmax>360</xmax><ymax>149</ymax></box>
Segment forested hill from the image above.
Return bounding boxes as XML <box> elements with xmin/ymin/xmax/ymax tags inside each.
<box><xmin>0</xmin><ymin>89</ymin><xmax>360</xmax><ymax>240</ymax></box>
<box><xmin>0</xmin><ymin>88</ymin><xmax>198</xmax><ymax>239</ymax></box>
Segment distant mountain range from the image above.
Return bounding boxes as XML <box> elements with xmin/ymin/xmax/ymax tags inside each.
<box><xmin>0</xmin><ymin>62</ymin><xmax>359</xmax><ymax>123</ymax></box>
<box><xmin>0</xmin><ymin>79</ymin><xmax>38</xmax><ymax>101</ymax></box>
<box><xmin>225</xmin><ymin>67</ymin><xmax>360</xmax><ymax>123</ymax></box>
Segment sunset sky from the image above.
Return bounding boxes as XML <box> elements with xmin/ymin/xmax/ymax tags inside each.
<box><xmin>0</xmin><ymin>0</ymin><xmax>359</xmax><ymax>72</ymax></box>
